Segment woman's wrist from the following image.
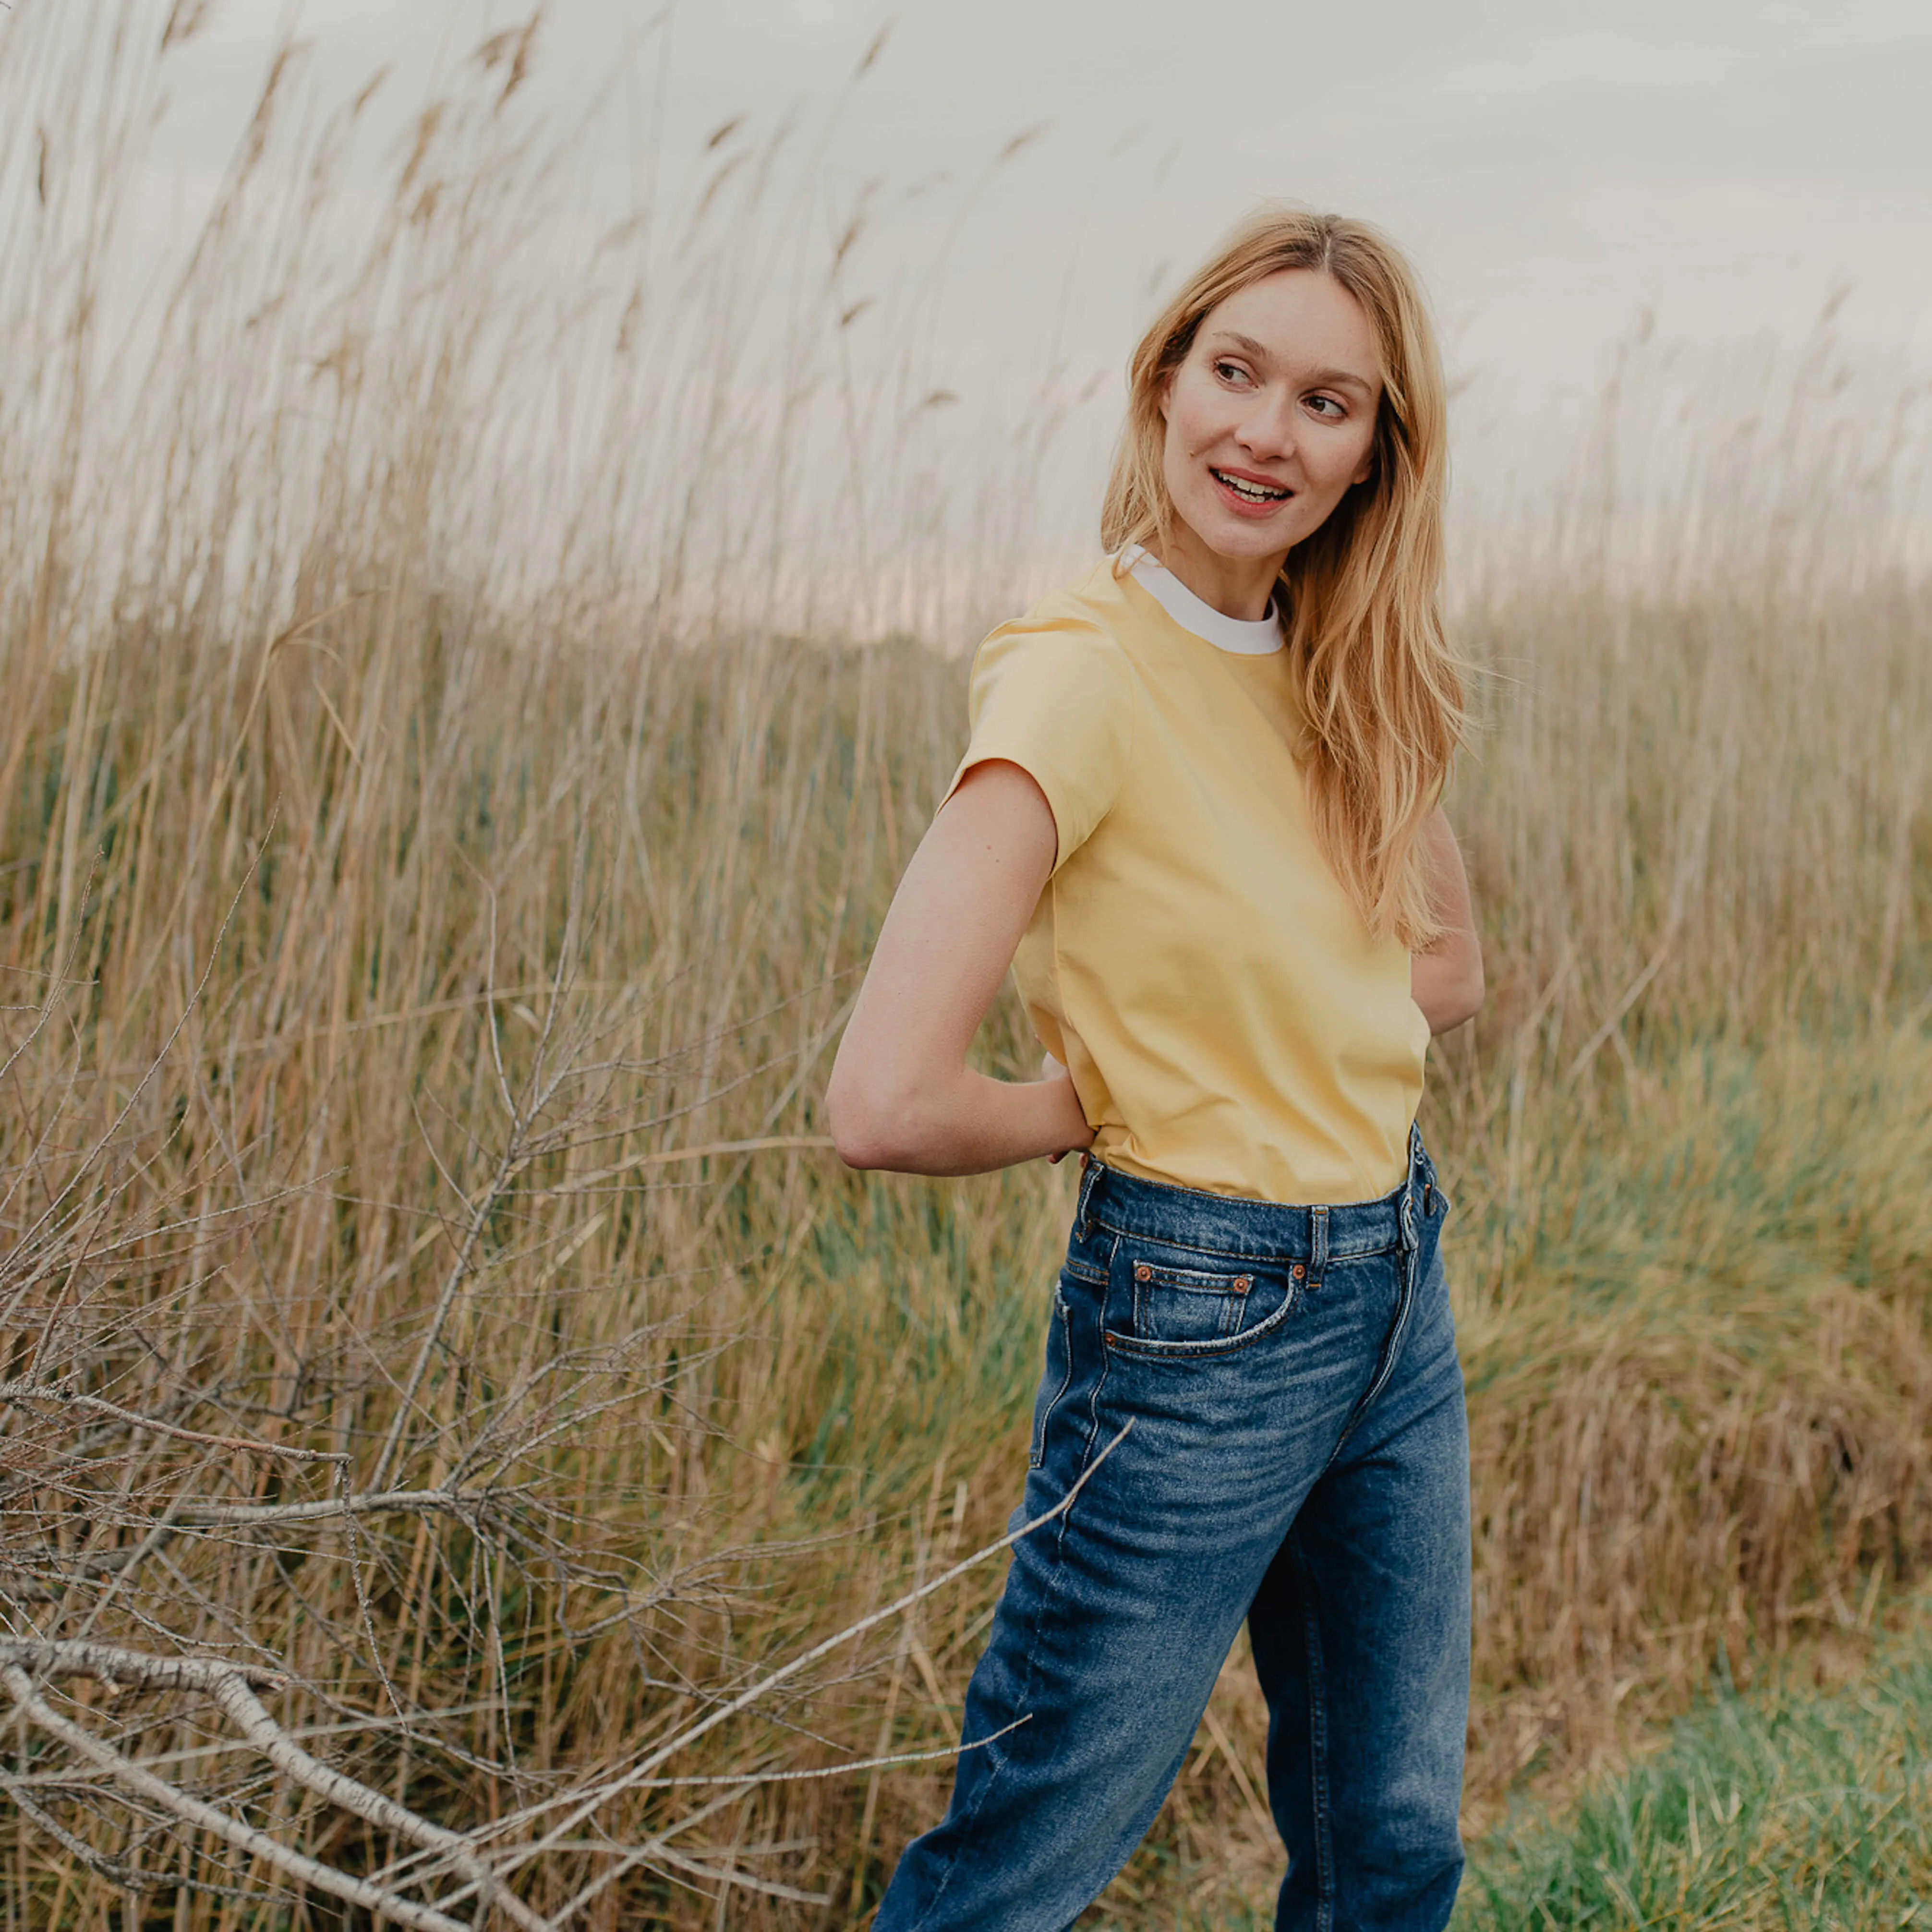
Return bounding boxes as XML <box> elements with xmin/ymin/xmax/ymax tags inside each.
<box><xmin>940</xmin><ymin>1067</ymin><xmax>1093</xmax><ymax>1175</ymax></box>
<box><xmin>833</xmin><ymin>1063</ymin><xmax>1091</xmax><ymax>1177</ymax></box>
<box><xmin>1029</xmin><ymin>1066</ymin><xmax>1098</xmax><ymax>1168</ymax></box>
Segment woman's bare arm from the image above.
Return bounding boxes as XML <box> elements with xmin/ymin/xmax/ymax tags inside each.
<box><xmin>1411</xmin><ymin>806</ymin><xmax>1485</xmax><ymax>1036</ymax></box>
<box><xmin>826</xmin><ymin>760</ymin><xmax>1096</xmax><ymax>1175</ymax></box>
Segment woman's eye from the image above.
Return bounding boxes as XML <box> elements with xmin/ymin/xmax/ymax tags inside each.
<box><xmin>1306</xmin><ymin>394</ymin><xmax>1346</xmax><ymax>419</ymax></box>
<box><xmin>1213</xmin><ymin>361</ymin><xmax>1251</xmax><ymax>386</ymax></box>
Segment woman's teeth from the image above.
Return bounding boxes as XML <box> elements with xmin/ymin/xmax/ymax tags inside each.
<box><xmin>1212</xmin><ymin>469</ymin><xmax>1290</xmax><ymax>503</ymax></box>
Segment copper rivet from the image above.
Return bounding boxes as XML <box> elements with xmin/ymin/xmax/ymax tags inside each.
<box><xmin>1235</xmin><ymin>1275</ymin><xmax>1251</xmax><ymax>1291</ymax></box>
<box><xmin>1292</xmin><ymin>1264</ymin><xmax>1305</xmax><ymax>1278</ymax></box>
<box><xmin>1135</xmin><ymin>1264</ymin><xmax>1151</xmax><ymax>1281</ymax></box>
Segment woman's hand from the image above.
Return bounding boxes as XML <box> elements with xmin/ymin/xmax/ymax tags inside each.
<box><xmin>826</xmin><ymin>760</ymin><xmax>1097</xmax><ymax>1176</ymax></box>
<box><xmin>1039</xmin><ymin>1052</ymin><xmax>1086</xmax><ymax>1164</ymax></box>
<box><xmin>1410</xmin><ymin>806</ymin><xmax>1485</xmax><ymax>1036</ymax></box>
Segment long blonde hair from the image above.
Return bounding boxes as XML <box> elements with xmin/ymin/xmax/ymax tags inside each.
<box><xmin>1101</xmin><ymin>208</ymin><xmax>1462</xmax><ymax>947</ymax></box>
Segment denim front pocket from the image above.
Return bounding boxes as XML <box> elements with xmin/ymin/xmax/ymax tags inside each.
<box><xmin>1111</xmin><ymin>1242</ymin><xmax>1290</xmax><ymax>1347</ymax></box>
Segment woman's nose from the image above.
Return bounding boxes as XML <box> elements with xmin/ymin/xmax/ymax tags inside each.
<box><xmin>1237</xmin><ymin>390</ymin><xmax>1297</xmax><ymax>461</ymax></box>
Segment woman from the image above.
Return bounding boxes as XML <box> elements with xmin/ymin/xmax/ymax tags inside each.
<box><xmin>827</xmin><ymin>208</ymin><xmax>1484</xmax><ymax>1932</ymax></box>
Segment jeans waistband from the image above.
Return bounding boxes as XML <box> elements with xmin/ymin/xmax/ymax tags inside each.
<box><xmin>1074</xmin><ymin>1124</ymin><xmax>1431</xmax><ymax>1263</ymax></box>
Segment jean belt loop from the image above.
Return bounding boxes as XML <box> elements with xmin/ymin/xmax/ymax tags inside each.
<box><xmin>1075</xmin><ymin>1156</ymin><xmax>1101</xmax><ymax>1240</ymax></box>
<box><xmin>1307</xmin><ymin>1204</ymin><xmax>1328</xmax><ymax>1292</ymax></box>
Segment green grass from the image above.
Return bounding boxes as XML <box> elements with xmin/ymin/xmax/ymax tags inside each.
<box><xmin>1457</xmin><ymin>1615</ymin><xmax>1932</xmax><ymax>1930</ymax></box>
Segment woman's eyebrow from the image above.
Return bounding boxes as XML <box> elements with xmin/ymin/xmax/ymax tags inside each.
<box><xmin>1209</xmin><ymin>330</ymin><xmax>1274</xmax><ymax>365</ymax></box>
<box><xmin>1306</xmin><ymin>371</ymin><xmax>1383</xmax><ymax>398</ymax></box>
<box><xmin>1306</xmin><ymin>367</ymin><xmax>1377</xmax><ymax>395</ymax></box>
<box><xmin>1208</xmin><ymin>331</ymin><xmax>1377</xmax><ymax>394</ymax></box>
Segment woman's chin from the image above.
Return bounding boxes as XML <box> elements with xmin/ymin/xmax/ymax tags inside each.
<box><xmin>1187</xmin><ymin>512</ymin><xmax>1295</xmax><ymax>563</ymax></box>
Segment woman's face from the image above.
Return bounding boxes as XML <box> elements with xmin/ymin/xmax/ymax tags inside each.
<box><xmin>1159</xmin><ymin>269</ymin><xmax>1382</xmax><ymax>568</ymax></box>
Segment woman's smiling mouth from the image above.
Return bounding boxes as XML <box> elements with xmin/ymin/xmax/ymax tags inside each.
<box><xmin>1209</xmin><ymin>466</ymin><xmax>1292</xmax><ymax>509</ymax></box>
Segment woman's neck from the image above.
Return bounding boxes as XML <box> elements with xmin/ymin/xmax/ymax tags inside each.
<box><xmin>1146</xmin><ymin>522</ymin><xmax>1285</xmax><ymax>623</ymax></box>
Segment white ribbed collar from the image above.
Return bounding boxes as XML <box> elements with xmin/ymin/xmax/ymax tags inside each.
<box><xmin>1120</xmin><ymin>544</ymin><xmax>1283</xmax><ymax>656</ymax></box>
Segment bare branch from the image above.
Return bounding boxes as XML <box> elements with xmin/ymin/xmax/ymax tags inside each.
<box><xmin>1</xmin><ymin>1663</ymin><xmax>472</xmax><ymax>1932</ymax></box>
<box><xmin>0</xmin><ymin>1767</ymin><xmax>292</xmax><ymax>1904</ymax></box>
<box><xmin>202</xmin><ymin>1666</ymin><xmax>557</xmax><ymax>1932</ymax></box>
<box><xmin>620</xmin><ymin>1835</ymin><xmax>829</xmax><ymax>1905</ymax></box>
<box><xmin>0</xmin><ymin>1382</ymin><xmax>350</xmax><ymax>1464</ymax></box>
<box><xmin>0</xmin><ymin>1769</ymin><xmax>171</xmax><ymax>1892</ymax></box>
<box><xmin>366</xmin><ymin>1136</ymin><xmax>533</xmax><ymax>1496</ymax></box>
<box><xmin>1</xmin><ymin>1642</ymin><xmax>555</xmax><ymax>1932</ymax></box>
<box><xmin>169</xmin><ymin>1486</ymin><xmax>487</xmax><ymax>1527</ymax></box>
<box><xmin>617</xmin><ymin>1717</ymin><xmax>1026</xmax><ymax>1791</ymax></box>
<box><xmin>0</xmin><ymin>1641</ymin><xmax>287</xmax><ymax>1695</ymax></box>
<box><xmin>460</xmin><ymin>1423</ymin><xmax>1134</xmax><ymax>1888</ymax></box>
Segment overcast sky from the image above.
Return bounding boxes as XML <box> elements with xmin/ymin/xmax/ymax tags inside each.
<box><xmin>13</xmin><ymin>0</ymin><xmax>1931</xmax><ymax>541</ymax></box>
<box><xmin>147</xmin><ymin>1</ymin><xmax>1932</xmax><ymax>350</ymax></box>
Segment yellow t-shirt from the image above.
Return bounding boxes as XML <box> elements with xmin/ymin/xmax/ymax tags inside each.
<box><xmin>950</xmin><ymin>554</ymin><xmax>1429</xmax><ymax>1206</ymax></box>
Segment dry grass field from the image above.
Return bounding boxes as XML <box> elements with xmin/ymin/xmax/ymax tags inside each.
<box><xmin>1</xmin><ymin>11</ymin><xmax>1927</xmax><ymax>1928</ymax></box>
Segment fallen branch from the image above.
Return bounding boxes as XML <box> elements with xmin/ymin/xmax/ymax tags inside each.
<box><xmin>0</xmin><ymin>1383</ymin><xmax>350</xmax><ymax>1465</ymax></box>
<box><xmin>0</xmin><ymin>1766</ymin><xmax>280</xmax><ymax>1905</ymax></box>
<box><xmin>618</xmin><ymin>1718</ymin><xmax>1026</xmax><ymax>1790</ymax></box>
<box><xmin>3</xmin><ymin>1661</ymin><xmax>470</xmax><ymax>1932</ymax></box>
<box><xmin>0</xmin><ymin>1641</ymin><xmax>287</xmax><ymax>1695</ymax></box>
<box><xmin>169</xmin><ymin>1486</ymin><xmax>482</xmax><ymax>1527</ymax></box>
<box><xmin>0</xmin><ymin>1768</ymin><xmax>170</xmax><ymax>1892</ymax></box>
<box><xmin>0</xmin><ymin>1642</ymin><xmax>553</xmax><ymax>1932</ymax></box>
<box><xmin>448</xmin><ymin>1421</ymin><xmax>1134</xmax><ymax>1907</ymax></box>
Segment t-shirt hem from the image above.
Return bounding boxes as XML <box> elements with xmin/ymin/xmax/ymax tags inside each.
<box><xmin>1094</xmin><ymin>1140</ymin><xmax>1412</xmax><ymax>1209</ymax></box>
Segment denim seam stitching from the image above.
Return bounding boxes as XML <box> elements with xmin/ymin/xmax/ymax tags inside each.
<box><xmin>1129</xmin><ymin>1259</ymin><xmax>1256</xmax><ymax>1289</ymax></box>
<box><xmin>1289</xmin><ymin>1530</ymin><xmax>1336</xmax><ymax>1928</ymax></box>
<box><xmin>1028</xmin><ymin>1292</ymin><xmax>1074</xmax><ymax>1472</ymax></box>
<box><xmin>1102</xmin><ymin>1285</ymin><xmax>1302</xmax><ymax>1362</ymax></box>
<box><xmin>1089</xmin><ymin>1214</ymin><xmax>1256</xmax><ymax>1262</ymax></box>
<box><xmin>1327</xmin><ymin>1223</ymin><xmax>1423</xmax><ymax>1463</ymax></box>
<box><xmin>1072</xmin><ymin>1336</ymin><xmax>1112</xmax><ymax>1537</ymax></box>
<box><xmin>1089</xmin><ymin>1211</ymin><xmax>1398</xmax><ymax>1266</ymax></box>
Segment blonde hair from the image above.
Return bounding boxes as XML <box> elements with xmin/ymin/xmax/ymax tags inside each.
<box><xmin>1101</xmin><ymin>208</ymin><xmax>1462</xmax><ymax>947</ymax></box>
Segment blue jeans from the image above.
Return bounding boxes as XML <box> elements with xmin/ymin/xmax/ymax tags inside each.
<box><xmin>876</xmin><ymin>1130</ymin><xmax>1469</xmax><ymax>1932</ymax></box>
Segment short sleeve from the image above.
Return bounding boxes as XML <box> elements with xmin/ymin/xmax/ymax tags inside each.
<box><xmin>942</xmin><ymin>617</ymin><xmax>1134</xmax><ymax>874</ymax></box>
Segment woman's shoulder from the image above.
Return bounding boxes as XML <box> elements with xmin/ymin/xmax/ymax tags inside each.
<box><xmin>957</xmin><ymin>562</ymin><xmax>1138</xmax><ymax>851</ymax></box>
<box><xmin>963</xmin><ymin>561</ymin><xmax>1140</xmax><ymax>755</ymax></box>
<box><xmin>1009</xmin><ymin>555</ymin><xmax>1135</xmax><ymax>630</ymax></box>
<box><xmin>977</xmin><ymin>558</ymin><xmax>1142</xmax><ymax>670</ymax></box>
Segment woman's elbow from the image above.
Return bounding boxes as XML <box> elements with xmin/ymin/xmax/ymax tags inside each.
<box><xmin>1435</xmin><ymin>961</ymin><xmax>1485</xmax><ymax>1036</ymax></box>
<box><xmin>826</xmin><ymin>1067</ymin><xmax>919</xmax><ymax>1171</ymax></box>
<box><xmin>1413</xmin><ymin>942</ymin><xmax>1485</xmax><ymax>1037</ymax></box>
<box><xmin>830</xmin><ymin>1115</ymin><xmax>898</xmax><ymax>1172</ymax></box>
<box><xmin>826</xmin><ymin>1073</ymin><xmax>881</xmax><ymax>1170</ymax></box>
